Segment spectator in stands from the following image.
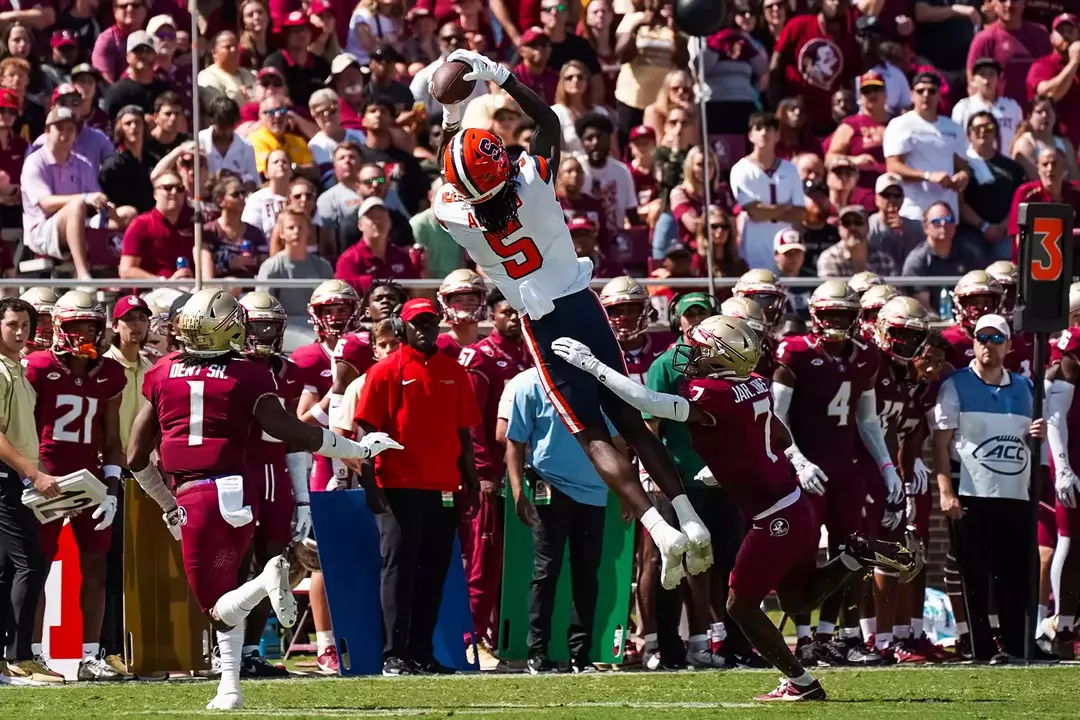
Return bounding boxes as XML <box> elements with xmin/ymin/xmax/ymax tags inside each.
<box><xmin>335</xmin><ymin>196</ymin><xmax>419</xmax><ymax>293</ymax></box>
<box><xmin>410</xmin><ymin>177</ymin><xmax>464</xmax><ymax>279</ymax></box>
<box><xmin>1011</xmin><ymin>94</ymin><xmax>1080</xmax><ymax>179</ymax></box>
<box><xmin>356</xmin><ymin>163</ymin><xmax>413</xmax><ymax>247</ymax></box>
<box><xmin>92</xmin><ymin>0</ymin><xmax>147</xmax><ymax>83</ymax></box>
<box><xmin>99</xmin><ymin>105</ymin><xmax>154</xmax><ymax>214</ymax></box>
<box><xmin>696</xmin><ymin>20</ymin><xmax>767</xmax><ymax>135</ymax></box>
<box><xmin>912</xmin><ymin>0</ymin><xmax>981</xmax><ymax>100</ymax></box>
<box><xmin>308</xmin><ymin>88</ymin><xmax>367</xmax><ymax>176</ymax></box>
<box><xmin>1027</xmin><ymin>14</ymin><xmax>1080</xmax><ymax>150</ymax></box>
<box><xmin>1007</xmin><ymin>146</ymin><xmax>1080</xmax><ymax>260</ymax></box>
<box><xmin>967</xmin><ymin>0</ymin><xmax>1050</xmax><ymax>107</ymax></box>
<box><xmin>197</xmin><ymin>31</ymin><xmax>256</xmax><ymax>108</ymax></box>
<box><xmin>827</xmin><ymin>71</ymin><xmax>888</xmax><ymax>190</ymax></box>
<box><xmin>145</xmin><ymin>91</ymin><xmax>190</xmax><ymax>161</ymax></box>
<box><xmin>309</xmin><ymin>0</ymin><xmax>342</xmax><ymax>60</ymax></box>
<box><xmin>315</xmin><ymin>142</ymin><xmax>365</xmax><ymax>252</ymax></box>
<box><xmin>730</xmin><ymin>111</ymin><xmax>806</xmax><ymax>270</ymax></box>
<box><xmin>884</xmin><ymin>71</ymin><xmax>970</xmax><ymax>221</ymax></box>
<box><xmin>200</xmin><ymin>96</ymin><xmax>259</xmax><ymax>188</ymax></box>
<box><xmin>358</xmin><ymin>96</ymin><xmax>429</xmax><ymax>214</ymax></box>
<box><xmin>753</xmin><ymin>0</ymin><xmax>787</xmax><ymax>55</ymax></box>
<box><xmin>867</xmin><ymin>172</ymin><xmax>925</xmax><ymax>267</ymax></box>
<box><xmin>239</xmin><ymin>0</ymin><xmax>272</xmax><ymax>70</ymax></box>
<box><xmin>773</xmin><ymin>227</ymin><xmax>815</xmax><ymax>318</ymax></box>
<box><xmin>346</xmin><ymin>0</ymin><xmax>404</xmax><ymax>64</ymax></box>
<box><xmin>556</xmin><ymin>155</ymin><xmax>611</xmax><ymax>252</ymax></box>
<box><xmin>273</xmin><ymin>176</ymin><xmax>336</xmax><ymax>257</ymax></box>
<box><xmin>830</xmin><ymin>88</ymin><xmax>856</xmax><ymax>129</ymax></box>
<box><xmin>2</xmin><ymin>22</ymin><xmax>51</xmax><ymax>110</ymax></box>
<box><xmin>824</xmin><ymin>155</ymin><xmax>875</xmax><ymax>213</ymax></box>
<box><xmin>691</xmin><ymin>205</ymin><xmax>747</xmax><ymax>279</ymax></box>
<box><xmin>901</xmin><ymin>201</ymin><xmax>984</xmax><ymax>306</ymax></box>
<box><xmin>769</xmin><ymin>0</ymin><xmax>861</xmax><ymax>135</ymax></box>
<box><xmin>2</xmin><ymin>57</ymin><xmax>44</xmax><ymax>141</ymax></box>
<box><xmin>854</xmin><ymin>16</ymin><xmax>910</xmax><ymax>117</ymax></box>
<box><xmin>364</xmin><ymin>45</ymin><xmax>414</xmax><ymax>118</ymax></box>
<box><xmin>257</xmin><ymin>208</ymin><xmax>335</xmax><ymax>316</ymax></box>
<box><xmin>661</xmin><ymin>146</ymin><xmax>722</xmax><ymax>251</ymax></box>
<box><xmin>774</xmin><ymin>96</ymin><xmax>821</xmax><ymax>161</ymax></box>
<box><xmin>553</xmin><ymin>61</ymin><xmax>608</xmax><ymax>156</ymax></box>
<box><xmin>250</xmin><ymin>95</ymin><xmax>317</xmax><ymax>178</ymax></box>
<box><xmin>28</xmin><ymin>83</ymin><xmax>113</xmax><ymax>173</ymax></box>
<box><xmin>641</xmin><ymin>69</ymin><xmax>693</xmax><ymax>142</ymax></box>
<box><xmin>243</xmin><ymin>147</ymin><xmax>290</xmax><ymax>240</ymax></box>
<box><xmin>402</xmin><ymin>7</ymin><xmax>438</xmax><ymax>68</ymax></box>
<box><xmin>512</xmin><ymin>27</ymin><xmax>560</xmax><ymax>106</ymax></box>
<box><xmin>627</xmin><ymin>125</ymin><xmax>659</xmax><ymax>221</ymax></box>
<box><xmin>235</xmin><ymin>67</ymin><xmax>285</xmax><ymax>134</ymax></box>
<box><xmin>206</xmin><ymin>170</ymin><xmax>267</xmax><ymax>278</ymax></box>
<box><xmin>580</xmin><ymin>0</ymin><xmax>617</xmax><ymax>104</ymax></box>
<box><xmin>958</xmin><ymin>110</ymin><xmax>1026</xmax><ymax>261</ymax></box>
<box><xmin>70</xmin><ymin>64</ymin><xmax>108</xmax><ymax>135</ymax></box>
<box><xmin>323</xmin><ymin>53</ymin><xmax>366</xmax><ymax>133</ymax></box>
<box><xmin>792</xmin><ymin>151</ymin><xmax>825</xmax><ymax>183</ymax></box>
<box><xmin>41</xmin><ymin>29</ymin><xmax>80</xmax><ymax>90</ymax></box>
<box><xmin>817</xmin><ymin>204</ymin><xmax>898</xmax><ymax>277</ymax></box>
<box><xmin>152</xmin><ymin>141</ymin><xmax>211</xmax><ymax>215</ymax></box>
<box><xmin>953</xmin><ymin>57</ymin><xmax>1024</xmax><ymax>152</ymax></box>
<box><xmin>120</xmin><ymin>171</ymin><xmax>206</xmax><ymax>280</ymax></box>
<box><xmin>0</xmin><ymin>90</ymin><xmax>25</xmax><ymax>230</ymax></box>
<box><xmin>21</xmin><ymin>106</ymin><xmax>109</xmax><ymax>283</ymax></box>
<box><xmin>410</xmin><ymin>23</ymin><xmax>484</xmax><ymax>117</ymax></box>
<box><xmin>569</xmin><ymin>215</ymin><xmax>622</xmax><ymax>277</ymax></box>
<box><xmin>102</xmin><ymin>31</ymin><xmax>172</xmax><ymax>120</ymax></box>
<box><xmin>265</xmin><ymin>12</ymin><xmax>332</xmax><ymax>112</ymax></box>
<box><xmin>796</xmin><ymin>179</ymin><xmax>839</xmax><ymax>268</ymax></box>
<box><xmin>541</xmin><ymin>0</ymin><xmax>603</xmax><ymax>101</ymax></box>
<box><xmin>145</xmin><ymin>14</ymin><xmax>193</xmax><ymax>121</ymax></box>
<box><xmin>577</xmin><ymin>112</ymin><xmax>638</xmax><ymax>236</ymax></box>
<box><xmin>614</xmin><ymin>0</ymin><xmax>685</xmax><ymax>139</ymax></box>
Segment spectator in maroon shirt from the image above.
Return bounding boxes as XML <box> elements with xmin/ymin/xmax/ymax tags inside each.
<box><xmin>0</xmin><ymin>90</ymin><xmax>25</xmax><ymax>230</ymax></box>
<box><xmin>968</xmin><ymin>0</ymin><xmax>1052</xmax><ymax>107</ymax></box>
<box><xmin>569</xmin><ymin>215</ymin><xmax>623</xmax><ymax>277</ymax></box>
<box><xmin>239</xmin><ymin>0</ymin><xmax>273</xmax><ymax>70</ymax></box>
<box><xmin>335</xmin><ymin>196</ymin><xmax>419</xmax><ymax>294</ymax></box>
<box><xmin>775</xmin><ymin>96</ymin><xmax>823</xmax><ymax>160</ymax></box>
<box><xmin>119</xmin><ymin>171</ymin><xmax>206</xmax><ymax>280</ymax></box>
<box><xmin>488</xmin><ymin>0</ymin><xmax>544</xmax><ymax>50</ymax></box>
<box><xmin>826</xmin><ymin>70</ymin><xmax>889</xmax><ymax>190</ymax></box>
<box><xmin>825</xmin><ymin>156</ymin><xmax>877</xmax><ymax>214</ymax></box>
<box><xmin>627</xmin><ymin>124</ymin><xmax>659</xmax><ymax>220</ymax></box>
<box><xmin>512</xmin><ymin>27</ymin><xmax>558</xmax><ymax>106</ymax></box>
<box><xmin>92</xmin><ymin>0</ymin><xmax>148</xmax><ymax>83</ymax></box>
<box><xmin>1027</xmin><ymin>13</ymin><xmax>1080</xmax><ymax>149</ymax></box>
<box><xmin>556</xmin><ymin>154</ymin><xmax>611</xmax><ymax>251</ymax></box>
<box><xmin>1007</xmin><ymin>145</ymin><xmax>1080</xmax><ymax>260</ymax></box>
<box><xmin>0</xmin><ymin>0</ymin><xmax>55</xmax><ymax>31</ymax></box>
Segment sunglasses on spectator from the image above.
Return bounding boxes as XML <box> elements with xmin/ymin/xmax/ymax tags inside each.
<box><xmin>841</xmin><ymin>215</ymin><xmax>866</xmax><ymax>228</ymax></box>
<box><xmin>361</xmin><ymin>176</ymin><xmax>387</xmax><ymax>185</ymax></box>
<box><xmin>259</xmin><ymin>77</ymin><xmax>284</xmax><ymax>88</ymax></box>
<box><xmin>156</xmin><ymin>183</ymin><xmax>183</xmax><ymax>193</ymax></box>
<box><xmin>713</xmin><ymin>222</ymin><xmax>731</xmax><ymax>231</ymax></box>
<box><xmin>913</xmin><ymin>86</ymin><xmax>939</xmax><ymax>96</ymax></box>
<box><xmin>975</xmin><ymin>332</ymin><xmax>1007</xmax><ymax>345</ymax></box>
<box><xmin>291</xmin><ymin>191</ymin><xmax>314</xmax><ymax>200</ymax></box>
<box><xmin>116</xmin><ymin>2</ymin><xmax>143</xmax><ymax>9</ymax></box>
<box><xmin>262</xmin><ymin>107</ymin><xmax>289</xmax><ymax>118</ymax></box>
<box><xmin>971</xmin><ymin>122</ymin><xmax>998</xmax><ymax>134</ymax></box>
<box><xmin>155</xmin><ymin>30</ymin><xmax>176</xmax><ymax>41</ymax></box>
<box><xmin>928</xmin><ymin>215</ymin><xmax>955</xmax><ymax>226</ymax></box>
<box><xmin>314</xmin><ymin>105</ymin><xmax>338</xmax><ymax>116</ymax></box>
<box><xmin>542</xmin><ymin>3</ymin><xmax>566</xmax><ymax>11</ymax></box>
<box><xmin>227</xmin><ymin>189</ymin><xmax>248</xmax><ymax>199</ymax></box>
<box><xmin>564</xmin><ymin>74</ymin><xmax>584</xmax><ymax>82</ymax></box>
<box><xmin>880</xmin><ymin>190</ymin><xmax>903</xmax><ymax>201</ymax></box>
<box><xmin>440</xmin><ymin>33</ymin><xmax>465</xmax><ymax>43</ymax></box>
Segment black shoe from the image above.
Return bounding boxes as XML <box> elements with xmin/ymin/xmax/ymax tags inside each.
<box><xmin>1029</xmin><ymin>647</ymin><xmax>1061</xmax><ymax>664</ymax></box>
<box><xmin>240</xmin><ymin>652</ymin><xmax>289</xmax><ymax>678</ymax></box>
<box><xmin>1053</xmin><ymin>629</ymin><xmax>1077</xmax><ymax>660</ymax></box>
<box><xmin>569</xmin><ymin>654</ymin><xmax>598</xmax><ymax>674</ymax></box>
<box><xmin>842</xmin><ymin>637</ymin><xmax>887</xmax><ymax>666</ymax></box>
<box><xmin>795</xmin><ymin>637</ymin><xmax>821</xmax><ymax>667</ymax></box>
<box><xmin>410</xmin><ymin>657</ymin><xmax>456</xmax><ymax>675</ymax></box>
<box><xmin>727</xmin><ymin>650</ymin><xmax>770</xmax><ymax>669</ymax></box>
<box><xmin>382</xmin><ymin>657</ymin><xmax>412</xmax><ymax>676</ymax></box>
<box><xmin>842</xmin><ymin>534</ymin><xmax>915</xmax><ymax>573</ymax></box>
<box><xmin>527</xmin><ymin>655</ymin><xmax>559</xmax><ymax>675</ymax></box>
<box><xmin>989</xmin><ymin>651</ymin><xmax>1015</xmax><ymax>665</ymax></box>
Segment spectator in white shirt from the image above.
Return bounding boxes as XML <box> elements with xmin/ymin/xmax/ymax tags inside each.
<box><xmin>307</xmin><ymin>88</ymin><xmax>367</xmax><ymax>178</ymax></box>
<box><xmin>199</xmin><ymin>96</ymin><xmax>259</xmax><ymax>189</ymax></box>
<box><xmin>883</xmin><ymin>71</ymin><xmax>971</xmax><ymax>221</ymax></box>
<box><xmin>951</xmin><ymin>57</ymin><xmax>1024</xmax><ymax>154</ymax></box>
<box><xmin>242</xmin><ymin>148</ymin><xmax>290</xmax><ymax>239</ymax></box>
<box><xmin>854</xmin><ymin>15</ymin><xmax>911</xmax><ymax>117</ymax></box>
<box><xmin>576</xmin><ymin>112</ymin><xmax>639</xmax><ymax>232</ymax></box>
<box><xmin>197</xmin><ymin>31</ymin><xmax>256</xmax><ymax>108</ymax></box>
<box><xmin>409</xmin><ymin>25</ymin><xmax>487</xmax><ymax>118</ymax></box>
<box><xmin>730</xmin><ymin>111</ymin><xmax>806</xmax><ymax>270</ymax></box>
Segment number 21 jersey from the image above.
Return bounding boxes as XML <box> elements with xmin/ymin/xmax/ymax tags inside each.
<box><xmin>433</xmin><ymin>154</ymin><xmax>591</xmax><ymax>314</ymax></box>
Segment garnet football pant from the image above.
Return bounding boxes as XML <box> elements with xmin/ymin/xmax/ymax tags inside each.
<box><xmin>950</xmin><ymin>495</ymin><xmax>1030</xmax><ymax>659</ymax></box>
<box><xmin>0</xmin><ymin>463</ymin><xmax>46</xmax><ymax>661</ymax></box>
<box><xmin>527</xmin><ymin>485</ymin><xmax>606</xmax><ymax>660</ymax></box>
<box><xmin>458</xmin><ymin>492</ymin><xmax>503</xmax><ymax>644</ymax></box>
<box><xmin>376</xmin><ymin>488</ymin><xmax>458</xmax><ymax>662</ymax></box>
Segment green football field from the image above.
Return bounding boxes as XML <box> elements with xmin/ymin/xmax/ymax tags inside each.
<box><xmin>5</xmin><ymin>666</ymin><xmax>1080</xmax><ymax>719</ymax></box>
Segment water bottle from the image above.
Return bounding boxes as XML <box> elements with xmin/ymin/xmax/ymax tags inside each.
<box><xmin>409</xmin><ymin>243</ymin><xmax>428</xmax><ymax>277</ymax></box>
<box><xmin>239</xmin><ymin>240</ymin><xmax>253</xmax><ymax>258</ymax></box>
<box><xmin>176</xmin><ymin>256</ymin><xmax>190</xmax><ymax>271</ymax></box>
<box><xmin>937</xmin><ymin>287</ymin><xmax>953</xmax><ymax>320</ymax></box>
<box><xmin>259</xmin><ymin>617</ymin><xmax>281</xmax><ymax>659</ymax></box>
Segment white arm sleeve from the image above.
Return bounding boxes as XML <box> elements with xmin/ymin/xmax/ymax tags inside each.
<box><xmin>592</xmin><ymin>361</ymin><xmax>690</xmax><ymax>421</ymax></box>
<box><xmin>132</xmin><ymin>465</ymin><xmax>176</xmax><ymax>513</ymax></box>
<box><xmin>856</xmin><ymin>389</ymin><xmax>893</xmax><ymax>471</ymax></box>
<box><xmin>772</xmin><ymin>382</ymin><xmax>808</xmax><ymax>465</ymax></box>
<box><xmin>1046</xmin><ymin>379</ymin><xmax>1076</xmax><ymax>475</ymax></box>
<box><xmin>285</xmin><ymin>451</ymin><xmax>313</xmax><ymax>504</ymax></box>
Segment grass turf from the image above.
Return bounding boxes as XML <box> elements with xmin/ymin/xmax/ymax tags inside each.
<box><xmin>5</xmin><ymin>666</ymin><xmax>1080</xmax><ymax>719</ymax></box>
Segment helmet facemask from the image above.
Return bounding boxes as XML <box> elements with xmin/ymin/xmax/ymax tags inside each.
<box><xmin>246</xmin><ymin>318</ymin><xmax>285</xmax><ymax>356</ymax></box>
<box><xmin>605</xmin><ymin>300</ymin><xmax>650</xmax><ymax>341</ymax></box>
<box><xmin>811</xmin><ymin>307</ymin><xmax>858</xmax><ymax>343</ymax></box>
<box><xmin>54</xmin><ymin>318</ymin><xmax>103</xmax><ymax>359</ymax></box>
<box><xmin>955</xmin><ymin>293</ymin><xmax>999</xmax><ymax>330</ymax></box>
<box><xmin>440</xmin><ymin>290</ymin><xmax>487</xmax><ymax>324</ymax></box>
<box><xmin>310</xmin><ymin>301</ymin><xmax>359</xmax><ymax>340</ymax></box>
<box><xmin>740</xmin><ymin>290</ymin><xmax>785</xmax><ymax>327</ymax></box>
<box><xmin>880</xmin><ymin>325</ymin><xmax>928</xmax><ymax>363</ymax></box>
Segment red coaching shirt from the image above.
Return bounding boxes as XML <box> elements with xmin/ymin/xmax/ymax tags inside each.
<box><xmin>354</xmin><ymin>343</ymin><xmax>481</xmax><ymax>492</ymax></box>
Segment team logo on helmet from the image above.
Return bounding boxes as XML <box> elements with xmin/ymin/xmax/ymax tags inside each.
<box><xmin>443</xmin><ymin>129</ymin><xmax>513</xmax><ymax>203</ymax></box>
<box><xmin>951</xmin><ymin>270</ymin><xmax>1003</xmax><ymax>331</ymax></box>
<box><xmin>178</xmin><ymin>290</ymin><xmax>247</xmax><ymax>357</ymax></box>
<box><xmin>52</xmin><ymin>290</ymin><xmax>105</xmax><ymax>359</ymax></box>
<box><xmin>809</xmin><ymin>280</ymin><xmax>860</xmax><ymax>343</ymax></box>
<box><xmin>672</xmin><ymin>315</ymin><xmax>762</xmax><ymax>380</ymax></box>
<box><xmin>600</xmin><ymin>276</ymin><xmax>652</xmax><ymax>341</ymax></box>
<box><xmin>438</xmin><ymin>269</ymin><xmax>489</xmax><ymax>323</ymax></box>
<box><xmin>734</xmin><ymin>269</ymin><xmax>787</xmax><ymax>328</ymax></box>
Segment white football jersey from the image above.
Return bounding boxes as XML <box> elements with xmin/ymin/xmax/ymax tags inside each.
<box><xmin>434</xmin><ymin>154</ymin><xmax>592</xmax><ymax>315</ymax></box>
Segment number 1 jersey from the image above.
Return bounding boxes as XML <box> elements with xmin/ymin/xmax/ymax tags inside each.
<box><xmin>433</xmin><ymin>154</ymin><xmax>591</xmax><ymax>313</ymax></box>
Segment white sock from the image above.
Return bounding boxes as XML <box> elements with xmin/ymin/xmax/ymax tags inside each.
<box><xmin>642</xmin><ymin>632</ymin><xmax>658</xmax><ymax>650</ymax></box>
<box><xmin>892</xmin><ymin>625</ymin><xmax>910</xmax><ymax>640</ymax></box>
<box><xmin>875</xmin><ymin>631</ymin><xmax>893</xmax><ymax>649</ymax></box>
<box><xmin>911</xmin><ymin>618</ymin><xmax>923</xmax><ymax>636</ymax></box>
<box><xmin>840</xmin><ymin>627</ymin><xmax>860</xmax><ymax>640</ymax></box>
<box><xmin>955</xmin><ymin>621</ymin><xmax>969</xmax><ymax>636</ymax></box>
<box><xmin>795</xmin><ymin>625</ymin><xmax>812</xmax><ymax>640</ymax></box>
<box><xmin>213</xmin><ymin>576</ymin><xmax>269</xmax><ymax>628</ymax></box>
<box><xmin>82</xmin><ymin>642</ymin><xmax>100</xmax><ymax>659</ymax></box>
<box><xmin>31</xmin><ymin>642</ymin><xmax>42</xmax><ymax>657</ymax></box>
<box><xmin>989</xmin><ymin>613</ymin><xmax>999</xmax><ymax>629</ymax></box>
<box><xmin>688</xmin><ymin>634</ymin><xmax>709</xmax><ymax>651</ymax></box>
<box><xmin>816</xmin><ymin>621</ymin><xmax>836</xmax><ymax>636</ymax></box>
<box><xmin>216</xmin><ymin>626</ymin><xmax>243</xmax><ymax>698</ymax></box>
<box><xmin>242</xmin><ymin>645</ymin><xmax>259</xmax><ymax>658</ymax></box>
<box><xmin>860</xmin><ymin>618</ymin><xmax>876</xmax><ymax>639</ymax></box>
<box><xmin>1037</xmin><ymin>604</ymin><xmax>1048</xmax><ymax>629</ymax></box>
<box><xmin>316</xmin><ymin>631</ymin><xmax>335</xmax><ymax>654</ymax></box>
<box><xmin>710</xmin><ymin>622</ymin><xmax>727</xmax><ymax>642</ymax></box>
<box><xmin>641</xmin><ymin>507</ymin><xmax>684</xmax><ymax>552</ymax></box>
<box><xmin>789</xmin><ymin>670</ymin><xmax>815</xmax><ymax>687</ymax></box>
<box><xmin>840</xmin><ymin>552</ymin><xmax>862</xmax><ymax>571</ymax></box>
<box><xmin>1059</xmin><ymin>615</ymin><xmax>1075</xmax><ymax>631</ymax></box>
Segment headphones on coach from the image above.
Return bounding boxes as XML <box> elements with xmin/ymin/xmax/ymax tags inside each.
<box><xmin>667</xmin><ymin>292</ymin><xmax>721</xmax><ymax>334</ymax></box>
<box><xmin>389</xmin><ymin>304</ymin><xmax>407</xmax><ymax>341</ymax></box>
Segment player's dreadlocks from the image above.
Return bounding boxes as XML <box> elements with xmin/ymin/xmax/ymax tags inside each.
<box><xmin>471</xmin><ymin>161</ymin><xmax>522</xmax><ymax>233</ymax></box>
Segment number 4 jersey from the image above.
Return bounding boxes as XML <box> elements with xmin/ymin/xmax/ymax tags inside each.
<box><xmin>25</xmin><ymin>350</ymin><xmax>126</xmax><ymax>477</ymax></box>
<box><xmin>434</xmin><ymin>154</ymin><xmax>592</xmax><ymax>315</ymax></box>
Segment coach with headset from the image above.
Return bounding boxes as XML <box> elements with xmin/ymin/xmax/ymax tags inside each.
<box><xmin>932</xmin><ymin>314</ymin><xmax>1049</xmax><ymax>663</ymax></box>
<box><xmin>352</xmin><ymin>297</ymin><xmax>482</xmax><ymax>677</ymax></box>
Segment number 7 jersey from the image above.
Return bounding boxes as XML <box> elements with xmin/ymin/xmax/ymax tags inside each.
<box><xmin>434</xmin><ymin>154</ymin><xmax>592</xmax><ymax>313</ymax></box>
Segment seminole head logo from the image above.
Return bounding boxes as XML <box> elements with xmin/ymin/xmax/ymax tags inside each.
<box><xmin>798</xmin><ymin>38</ymin><xmax>844</xmax><ymax>90</ymax></box>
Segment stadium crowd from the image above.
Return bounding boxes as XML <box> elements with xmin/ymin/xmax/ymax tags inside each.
<box><xmin>0</xmin><ymin>0</ymin><xmax>1078</xmax><ymax>700</ymax></box>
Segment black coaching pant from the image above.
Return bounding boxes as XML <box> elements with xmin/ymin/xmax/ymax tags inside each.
<box><xmin>375</xmin><ymin>488</ymin><xmax>458</xmax><ymax>663</ymax></box>
<box><xmin>0</xmin><ymin>462</ymin><xmax>46</xmax><ymax>661</ymax></box>
<box><xmin>99</xmin><ymin>477</ymin><xmax>126</xmax><ymax>658</ymax></box>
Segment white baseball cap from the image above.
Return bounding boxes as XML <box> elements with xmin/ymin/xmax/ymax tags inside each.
<box><xmin>974</xmin><ymin>313</ymin><xmax>1011</xmax><ymax>338</ymax></box>
<box><xmin>875</xmin><ymin>172</ymin><xmax>903</xmax><ymax>195</ymax></box>
<box><xmin>774</xmin><ymin>227</ymin><xmax>805</xmax><ymax>254</ymax></box>
<box><xmin>358</xmin><ymin>196</ymin><xmax>387</xmax><ymax>218</ymax></box>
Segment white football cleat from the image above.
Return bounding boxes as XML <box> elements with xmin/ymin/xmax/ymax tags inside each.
<box><xmin>262</xmin><ymin>555</ymin><xmax>297</xmax><ymax>628</ymax></box>
<box><xmin>206</xmin><ymin>692</ymin><xmax>243</xmax><ymax>710</ymax></box>
<box><xmin>655</xmin><ymin>530</ymin><xmax>689</xmax><ymax>590</ymax></box>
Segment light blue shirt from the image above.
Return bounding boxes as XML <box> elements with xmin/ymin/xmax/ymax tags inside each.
<box><xmin>503</xmin><ymin>368</ymin><xmax>612</xmax><ymax>507</ymax></box>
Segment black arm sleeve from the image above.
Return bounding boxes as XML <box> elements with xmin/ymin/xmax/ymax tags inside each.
<box><xmin>500</xmin><ymin>75</ymin><xmax>562</xmax><ymax>174</ymax></box>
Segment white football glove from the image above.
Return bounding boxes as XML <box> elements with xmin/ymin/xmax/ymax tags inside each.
<box><xmin>881</xmin><ymin>506</ymin><xmax>903</xmax><ymax>531</ymax></box>
<box><xmin>552</xmin><ymin>337</ymin><xmax>602</xmax><ymax>376</ymax></box>
<box><xmin>446</xmin><ymin>48</ymin><xmax>511</xmax><ymax>87</ymax></box>
<box><xmin>792</xmin><ymin>458</ymin><xmax>828</xmax><ymax>495</ymax></box>
<box><xmin>883</xmin><ymin>465</ymin><xmax>903</xmax><ymax>505</ymax></box>
<box><xmin>1057</xmin><ymin>467</ymin><xmax>1080</xmax><ymax>509</ymax></box>
<box><xmin>292</xmin><ymin>504</ymin><xmax>313</xmax><ymax>543</ymax></box>
<box><xmin>163</xmin><ymin>507</ymin><xmax>182</xmax><ymax>541</ymax></box>
<box><xmin>694</xmin><ymin>466</ymin><xmax>718</xmax><ymax>487</ymax></box>
<box><xmin>911</xmin><ymin>458</ymin><xmax>929</xmax><ymax>495</ymax></box>
<box><xmin>357</xmin><ymin>432</ymin><xmax>404</xmax><ymax>459</ymax></box>
<box><xmin>92</xmin><ymin>494</ymin><xmax>117</xmax><ymax>531</ymax></box>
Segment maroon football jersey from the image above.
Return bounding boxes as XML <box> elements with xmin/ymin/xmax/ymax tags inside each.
<box><xmin>331</xmin><ymin>331</ymin><xmax>375</xmax><ymax>377</ymax></box>
<box><xmin>25</xmin><ymin>351</ymin><xmax>126</xmax><ymax>476</ymax></box>
<box><xmin>756</xmin><ymin>337</ymin><xmax>777</xmax><ymax>380</ymax></box>
<box><xmin>684</xmin><ymin>373</ymin><xmax>799</xmax><ymax>517</ymax></box>
<box><xmin>942</xmin><ymin>323</ymin><xmax>1033</xmax><ymax>376</ymax></box>
<box><xmin>1050</xmin><ymin>327</ymin><xmax>1080</xmax><ymax>475</ymax></box>
<box><xmin>436</xmin><ymin>332</ymin><xmax>465</xmax><ymax>360</ymax></box>
<box><xmin>142</xmin><ymin>354</ymin><xmax>278</xmax><ymax>484</ymax></box>
<box><xmin>837</xmin><ymin>113</ymin><xmax>886</xmax><ymax>189</ymax></box>
<box><xmin>459</xmin><ymin>332</ymin><xmax>531</xmax><ymax>480</ymax></box>
<box><xmin>774</xmin><ymin>335</ymin><xmax>879</xmax><ymax>472</ymax></box>
<box><xmin>248</xmin><ymin>356</ymin><xmax>307</xmax><ymax>468</ymax></box>
<box><xmin>291</xmin><ymin>341</ymin><xmax>334</xmax><ymax>397</ymax></box>
<box><xmin>622</xmin><ymin>332</ymin><xmax>676</xmax><ymax>383</ymax></box>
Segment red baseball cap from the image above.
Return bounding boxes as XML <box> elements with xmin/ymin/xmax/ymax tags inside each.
<box><xmin>400</xmin><ymin>298</ymin><xmax>438</xmax><ymax>323</ymax></box>
<box><xmin>51</xmin><ymin>29</ymin><xmax>78</xmax><ymax>50</ymax></box>
<box><xmin>629</xmin><ymin>125</ymin><xmax>656</xmax><ymax>142</ymax></box>
<box><xmin>520</xmin><ymin>27</ymin><xmax>549</xmax><ymax>46</ymax></box>
<box><xmin>567</xmin><ymin>216</ymin><xmax>597</xmax><ymax>233</ymax></box>
<box><xmin>1054</xmin><ymin>13</ymin><xmax>1078</xmax><ymax>31</ymax></box>
<box><xmin>0</xmin><ymin>90</ymin><xmax>18</xmax><ymax>111</ymax></box>
<box><xmin>282</xmin><ymin>10</ymin><xmax>314</xmax><ymax>29</ymax></box>
<box><xmin>51</xmin><ymin>83</ymin><xmax>80</xmax><ymax>105</ymax></box>
<box><xmin>112</xmin><ymin>294</ymin><xmax>151</xmax><ymax>321</ymax></box>
<box><xmin>310</xmin><ymin>0</ymin><xmax>335</xmax><ymax>15</ymax></box>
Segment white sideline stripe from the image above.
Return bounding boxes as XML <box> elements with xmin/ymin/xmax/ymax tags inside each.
<box><xmin>121</xmin><ymin>701</ymin><xmax>761</xmax><ymax>716</ymax></box>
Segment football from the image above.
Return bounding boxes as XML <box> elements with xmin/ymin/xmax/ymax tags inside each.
<box><xmin>431</xmin><ymin>60</ymin><xmax>476</xmax><ymax>105</ymax></box>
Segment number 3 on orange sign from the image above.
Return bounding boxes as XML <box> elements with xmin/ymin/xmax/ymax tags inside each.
<box><xmin>483</xmin><ymin>218</ymin><xmax>543</xmax><ymax>279</ymax></box>
<box><xmin>1032</xmin><ymin>216</ymin><xmax>1064</xmax><ymax>282</ymax></box>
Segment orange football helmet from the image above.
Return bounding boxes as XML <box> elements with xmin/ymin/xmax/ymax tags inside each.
<box><xmin>443</xmin><ymin>128</ymin><xmax>513</xmax><ymax>203</ymax></box>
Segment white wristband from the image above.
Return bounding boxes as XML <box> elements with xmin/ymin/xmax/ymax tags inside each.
<box><xmin>310</xmin><ymin>404</ymin><xmax>329</xmax><ymax>427</ymax></box>
<box><xmin>132</xmin><ymin>465</ymin><xmax>176</xmax><ymax>512</ymax></box>
<box><xmin>103</xmin><ymin>464</ymin><xmax>122</xmax><ymax>480</ymax></box>
<box><xmin>317</xmin><ymin>428</ymin><xmax>369</xmax><ymax>459</ymax></box>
